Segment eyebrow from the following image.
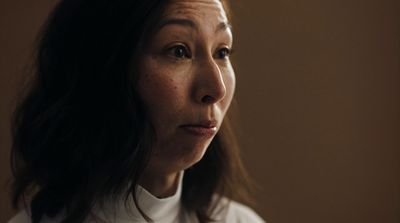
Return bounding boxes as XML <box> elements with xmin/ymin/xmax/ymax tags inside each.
<box><xmin>157</xmin><ymin>18</ymin><xmax>232</xmax><ymax>33</ymax></box>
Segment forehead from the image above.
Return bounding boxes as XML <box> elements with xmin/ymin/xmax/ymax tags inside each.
<box><xmin>162</xmin><ymin>0</ymin><xmax>228</xmax><ymax>23</ymax></box>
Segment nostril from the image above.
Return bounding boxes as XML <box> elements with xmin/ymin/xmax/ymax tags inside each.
<box><xmin>201</xmin><ymin>95</ymin><xmax>214</xmax><ymax>104</ymax></box>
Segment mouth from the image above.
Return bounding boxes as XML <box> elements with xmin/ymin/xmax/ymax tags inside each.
<box><xmin>179</xmin><ymin>120</ymin><xmax>218</xmax><ymax>137</ymax></box>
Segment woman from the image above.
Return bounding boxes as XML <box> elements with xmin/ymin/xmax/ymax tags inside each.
<box><xmin>9</xmin><ymin>0</ymin><xmax>265</xmax><ymax>222</ymax></box>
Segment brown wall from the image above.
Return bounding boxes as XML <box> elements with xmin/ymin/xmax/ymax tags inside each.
<box><xmin>0</xmin><ymin>0</ymin><xmax>57</xmax><ymax>222</ymax></box>
<box><xmin>1</xmin><ymin>0</ymin><xmax>399</xmax><ymax>222</ymax></box>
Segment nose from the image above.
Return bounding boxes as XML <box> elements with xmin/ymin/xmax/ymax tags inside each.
<box><xmin>193</xmin><ymin>58</ymin><xmax>226</xmax><ymax>104</ymax></box>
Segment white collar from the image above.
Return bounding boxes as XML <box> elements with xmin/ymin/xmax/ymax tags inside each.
<box><xmin>92</xmin><ymin>171</ymin><xmax>184</xmax><ymax>223</ymax></box>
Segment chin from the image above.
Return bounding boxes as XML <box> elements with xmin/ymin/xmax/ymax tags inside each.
<box><xmin>180</xmin><ymin>142</ymin><xmax>211</xmax><ymax>169</ymax></box>
<box><xmin>149</xmin><ymin>138</ymin><xmax>213</xmax><ymax>173</ymax></box>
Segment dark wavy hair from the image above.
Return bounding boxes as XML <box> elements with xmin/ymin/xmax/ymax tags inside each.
<box><xmin>10</xmin><ymin>0</ymin><xmax>253</xmax><ymax>222</ymax></box>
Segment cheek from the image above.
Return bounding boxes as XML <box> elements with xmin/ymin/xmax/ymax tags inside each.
<box><xmin>138</xmin><ymin>61</ymin><xmax>185</xmax><ymax>115</ymax></box>
<box><xmin>221</xmin><ymin>66</ymin><xmax>236</xmax><ymax>110</ymax></box>
<box><xmin>141</xmin><ymin>77</ymin><xmax>178</xmax><ymax>111</ymax></box>
<box><xmin>226</xmin><ymin>69</ymin><xmax>236</xmax><ymax>95</ymax></box>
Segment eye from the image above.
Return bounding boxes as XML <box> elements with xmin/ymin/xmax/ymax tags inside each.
<box><xmin>167</xmin><ymin>44</ymin><xmax>191</xmax><ymax>59</ymax></box>
<box><xmin>215</xmin><ymin>47</ymin><xmax>233</xmax><ymax>59</ymax></box>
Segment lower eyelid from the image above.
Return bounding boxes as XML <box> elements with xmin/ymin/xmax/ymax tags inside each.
<box><xmin>167</xmin><ymin>45</ymin><xmax>191</xmax><ymax>57</ymax></box>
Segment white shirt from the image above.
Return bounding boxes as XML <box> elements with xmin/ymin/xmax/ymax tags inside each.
<box><xmin>8</xmin><ymin>172</ymin><xmax>265</xmax><ymax>223</ymax></box>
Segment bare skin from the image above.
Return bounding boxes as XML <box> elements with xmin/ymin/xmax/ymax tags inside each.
<box><xmin>137</xmin><ymin>0</ymin><xmax>235</xmax><ymax>198</ymax></box>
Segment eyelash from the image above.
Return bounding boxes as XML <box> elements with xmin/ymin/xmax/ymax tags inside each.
<box><xmin>167</xmin><ymin>44</ymin><xmax>191</xmax><ymax>59</ymax></box>
<box><xmin>215</xmin><ymin>47</ymin><xmax>233</xmax><ymax>59</ymax></box>
<box><xmin>165</xmin><ymin>44</ymin><xmax>233</xmax><ymax>60</ymax></box>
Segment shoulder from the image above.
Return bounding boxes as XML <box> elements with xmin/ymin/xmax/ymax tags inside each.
<box><xmin>211</xmin><ymin>197</ymin><xmax>266</xmax><ymax>223</ymax></box>
<box><xmin>224</xmin><ymin>200</ymin><xmax>265</xmax><ymax>223</ymax></box>
<box><xmin>8</xmin><ymin>210</ymin><xmax>31</xmax><ymax>223</ymax></box>
<box><xmin>8</xmin><ymin>209</ymin><xmax>62</xmax><ymax>223</ymax></box>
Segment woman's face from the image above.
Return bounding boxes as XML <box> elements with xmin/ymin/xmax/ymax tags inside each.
<box><xmin>138</xmin><ymin>0</ymin><xmax>235</xmax><ymax>173</ymax></box>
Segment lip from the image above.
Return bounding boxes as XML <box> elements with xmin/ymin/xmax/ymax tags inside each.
<box><xmin>180</xmin><ymin>121</ymin><xmax>218</xmax><ymax>137</ymax></box>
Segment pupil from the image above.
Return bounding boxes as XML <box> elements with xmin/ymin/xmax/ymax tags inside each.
<box><xmin>176</xmin><ymin>47</ymin><xmax>184</xmax><ymax>57</ymax></box>
<box><xmin>219</xmin><ymin>49</ymin><xmax>226</xmax><ymax>58</ymax></box>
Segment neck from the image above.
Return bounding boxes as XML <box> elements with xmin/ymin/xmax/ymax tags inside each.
<box><xmin>139</xmin><ymin>170</ymin><xmax>180</xmax><ymax>198</ymax></box>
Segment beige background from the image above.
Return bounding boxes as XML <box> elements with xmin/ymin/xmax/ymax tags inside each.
<box><xmin>1</xmin><ymin>0</ymin><xmax>399</xmax><ymax>222</ymax></box>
